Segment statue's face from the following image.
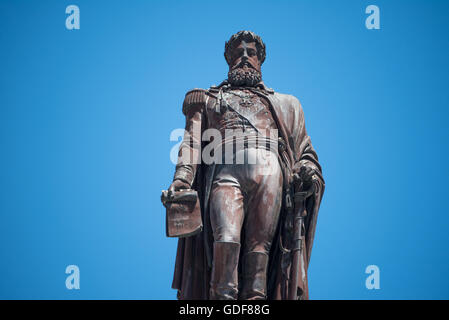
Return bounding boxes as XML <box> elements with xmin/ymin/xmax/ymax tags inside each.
<box><xmin>229</xmin><ymin>40</ymin><xmax>261</xmax><ymax>73</ymax></box>
<box><xmin>227</xmin><ymin>40</ymin><xmax>262</xmax><ymax>87</ymax></box>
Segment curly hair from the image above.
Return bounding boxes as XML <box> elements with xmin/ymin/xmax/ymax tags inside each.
<box><xmin>224</xmin><ymin>30</ymin><xmax>266</xmax><ymax>66</ymax></box>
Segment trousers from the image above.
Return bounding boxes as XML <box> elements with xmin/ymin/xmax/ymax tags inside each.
<box><xmin>209</xmin><ymin>147</ymin><xmax>283</xmax><ymax>299</ymax></box>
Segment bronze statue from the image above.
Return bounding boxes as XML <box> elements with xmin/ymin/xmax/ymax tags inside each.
<box><xmin>163</xmin><ymin>30</ymin><xmax>325</xmax><ymax>300</ymax></box>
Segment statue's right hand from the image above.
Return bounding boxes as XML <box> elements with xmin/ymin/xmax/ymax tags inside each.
<box><xmin>168</xmin><ymin>179</ymin><xmax>191</xmax><ymax>197</ymax></box>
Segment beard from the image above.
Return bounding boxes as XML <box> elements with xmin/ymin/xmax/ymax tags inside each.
<box><xmin>227</xmin><ymin>65</ymin><xmax>262</xmax><ymax>87</ymax></box>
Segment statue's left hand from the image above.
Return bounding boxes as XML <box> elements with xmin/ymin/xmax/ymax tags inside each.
<box><xmin>293</xmin><ymin>165</ymin><xmax>316</xmax><ymax>193</ymax></box>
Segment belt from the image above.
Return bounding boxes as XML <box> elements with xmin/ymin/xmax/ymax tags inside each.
<box><xmin>215</xmin><ymin>134</ymin><xmax>280</xmax><ymax>155</ymax></box>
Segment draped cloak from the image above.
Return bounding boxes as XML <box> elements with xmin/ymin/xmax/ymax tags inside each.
<box><xmin>171</xmin><ymin>82</ymin><xmax>325</xmax><ymax>300</ymax></box>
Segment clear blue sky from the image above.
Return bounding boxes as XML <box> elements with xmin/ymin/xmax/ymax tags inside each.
<box><xmin>0</xmin><ymin>0</ymin><xmax>448</xmax><ymax>299</ymax></box>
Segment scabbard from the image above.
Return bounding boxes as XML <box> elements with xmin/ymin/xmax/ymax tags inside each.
<box><xmin>287</xmin><ymin>190</ymin><xmax>308</xmax><ymax>300</ymax></box>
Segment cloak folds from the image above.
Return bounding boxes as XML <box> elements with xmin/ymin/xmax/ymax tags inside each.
<box><xmin>171</xmin><ymin>85</ymin><xmax>325</xmax><ymax>300</ymax></box>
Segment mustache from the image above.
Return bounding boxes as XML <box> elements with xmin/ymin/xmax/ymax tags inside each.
<box><xmin>232</xmin><ymin>61</ymin><xmax>256</xmax><ymax>71</ymax></box>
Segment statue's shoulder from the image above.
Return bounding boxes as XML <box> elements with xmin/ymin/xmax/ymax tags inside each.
<box><xmin>272</xmin><ymin>91</ymin><xmax>301</xmax><ymax>109</ymax></box>
<box><xmin>272</xmin><ymin>91</ymin><xmax>299</xmax><ymax>103</ymax></box>
<box><xmin>182</xmin><ymin>88</ymin><xmax>208</xmax><ymax>115</ymax></box>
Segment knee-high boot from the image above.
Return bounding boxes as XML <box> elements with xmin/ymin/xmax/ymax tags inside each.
<box><xmin>209</xmin><ymin>241</ymin><xmax>241</xmax><ymax>300</ymax></box>
<box><xmin>240</xmin><ymin>251</ymin><xmax>269</xmax><ymax>300</ymax></box>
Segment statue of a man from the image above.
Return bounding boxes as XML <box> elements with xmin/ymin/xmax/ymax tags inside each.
<box><xmin>166</xmin><ymin>30</ymin><xmax>325</xmax><ymax>300</ymax></box>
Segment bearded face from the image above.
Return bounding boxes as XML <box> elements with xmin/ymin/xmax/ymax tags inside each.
<box><xmin>227</xmin><ymin>40</ymin><xmax>262</xmax><ymax>87</ymax></box>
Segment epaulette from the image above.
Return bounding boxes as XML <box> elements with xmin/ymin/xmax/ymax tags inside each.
<box><xmin>182</xmin><ymin>88</ymin><xmax>207</xmax><ymax>115</ymax></box>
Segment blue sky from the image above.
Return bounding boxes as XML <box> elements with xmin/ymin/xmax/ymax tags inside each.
<box><xmin>0</xmin><ymin>0</ymin><xmax>448</xmax><ymax>299</ymax></box>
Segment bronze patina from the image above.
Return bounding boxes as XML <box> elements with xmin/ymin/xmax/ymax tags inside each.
<box><xmin>164</xmin><ymin>30</ymin><xmax>325</xmax><ymax>300</ymax></box>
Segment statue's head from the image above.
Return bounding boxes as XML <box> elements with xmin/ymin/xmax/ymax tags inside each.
<box><xmin>224</xmin><ymin>30</ymin><xmax>266</xmax><ymax>87</ymax></box>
